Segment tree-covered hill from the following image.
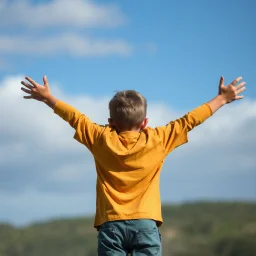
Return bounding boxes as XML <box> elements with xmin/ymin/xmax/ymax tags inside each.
<box><xmin>0</xmin><ymin>202</ymin><xmax>256</xmax><ymax>256</ymax></box>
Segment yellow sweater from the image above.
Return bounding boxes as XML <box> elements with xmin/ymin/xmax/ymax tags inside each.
<box><xmin>54</xmin><ymin>101</ymin><xmax>212</xmax><ymax>228</ymax></box>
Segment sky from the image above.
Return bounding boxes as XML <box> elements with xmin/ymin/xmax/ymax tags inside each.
<box><xmin>0</xmin><ymin>0</ymin><xmax>256</xmax><ymax>226</ymax></box>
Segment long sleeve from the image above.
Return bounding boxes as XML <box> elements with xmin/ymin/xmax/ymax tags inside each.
<box><xmin>54</xmin><ymin>100</ymin><xmax>104</xmax><ymax>152</ymax></box>
<box><xmin>154</xmin><ymin>103</ymin><xmax>212</xmax><ymax>154</ymax></box>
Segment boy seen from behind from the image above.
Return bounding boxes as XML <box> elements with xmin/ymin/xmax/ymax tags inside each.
<box><xmin>20</xmin><ymin>76</ymin><xmax>246</xmax><ymax>256</ymax></box>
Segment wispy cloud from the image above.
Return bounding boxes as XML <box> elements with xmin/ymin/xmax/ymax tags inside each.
<box><xmin>0</xmin><ymin>34</ymin><xmax>132</xmax><ymax>57</ymax></box>
<box><xmin>0</xmin><ymin>0</ymin><xmax>126</xmax><ymax>29</ymax></box>
<box><xmin>0</xmin><ymin>75</ymin><xmax>255</xmax><ymax>225</ymax></box>
<box><xmin>0</xmin><ymin>0</ymin><xmax>155</xmax><ymax>60</ymax></box>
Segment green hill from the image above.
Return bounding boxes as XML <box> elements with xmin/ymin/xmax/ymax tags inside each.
<box><xmin>1</xmin><ymin>202</ymin><xmax>256</xmax><ymax>256</ymax></box>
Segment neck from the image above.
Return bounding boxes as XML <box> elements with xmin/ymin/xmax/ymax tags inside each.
<box><xmin>116</xmin><ymin>127</ymin><xmax>141</xmax><ymax>133</ymax></box>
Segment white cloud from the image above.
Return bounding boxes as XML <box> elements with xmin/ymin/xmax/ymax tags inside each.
<box><xmin>0</xmin><ymin>0</ymin><xmax>125</xmax><ymax>29</ymax></box>
<box><xmin>0</xmin><ymin>34</ymin><xmax>132</xmax><ymax>57</ymax></box>
<box><xmin>0</xmin><ymin>75</ymin><xmax>255</xmax><ymax>226</ymax></box>
<box><xmin>0</xmin><ymin>1</ymin><xmax>155</xmax><ymax>60</ymax></box>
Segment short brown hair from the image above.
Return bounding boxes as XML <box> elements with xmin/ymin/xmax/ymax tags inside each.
<box><xmin>109</xmin><ymin>90</ymin><xmax>147</xmax><ymax>130</ymax></box>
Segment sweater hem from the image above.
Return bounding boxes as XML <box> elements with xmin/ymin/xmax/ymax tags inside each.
<box><xmin>94</xmin><ymin>214</ymin><xmax>163</xmax><ymax>229</ymax></box>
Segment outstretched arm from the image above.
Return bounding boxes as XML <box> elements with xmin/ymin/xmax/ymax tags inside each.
<box><xmin>154</xmin><ymin>76</ymin><xmax>246</xmax><ymax>154</ymax></box>
<box><xmin>20</xmin><ymin>76</ymin><xmax>104</xmax><ymax>152</ymax></box>
<box><xmin>21</xmin><ymin>76</ymin><xmax>58</xmax><ymax>108</ymax></box>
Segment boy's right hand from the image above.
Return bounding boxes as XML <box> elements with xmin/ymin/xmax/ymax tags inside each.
<box><xmin>21</xmin><ymin>76</ymin><xmax>58</xmax><ymax>108</ymax></box>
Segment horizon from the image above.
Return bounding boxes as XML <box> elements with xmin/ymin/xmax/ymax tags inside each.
<box><xmin>2</xmin><ymin>200</ymin><xmax>256</xmax><ymax>228</ymax></box>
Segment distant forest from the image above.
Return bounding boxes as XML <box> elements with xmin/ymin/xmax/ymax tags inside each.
<box><xmin>1</xmin><ymin>202</ymin><xmax>256</xmax><ymax>256</ymax></box>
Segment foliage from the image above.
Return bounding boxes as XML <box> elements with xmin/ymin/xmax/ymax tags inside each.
<box><xmin>0</xmin><ymin>202</ymin><xmax>255</xmax><ymax>256</ymax></box>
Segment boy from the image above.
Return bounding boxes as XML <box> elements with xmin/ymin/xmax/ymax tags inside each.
<box><xmin>20</xmin><ymin>76</ymin><xmax>245</xmax><ymax>256</ymax></box>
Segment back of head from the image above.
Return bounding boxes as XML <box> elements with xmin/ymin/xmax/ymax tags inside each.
<box><xmin>109</xmin><ymin>90</ymin><xmax>147</xmax><ymax>131</ymax></box>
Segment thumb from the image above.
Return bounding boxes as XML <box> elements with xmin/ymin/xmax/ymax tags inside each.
<box><xmin>218</xmin><ymin>76</ymin><xmax>224</xmax><ymax>93</ymax></box>
<box><xmin>219</xmin><ymin>76</ymin><xmax>224</xmax><ymax>88</ymax></box>
<box><xmin>43</xmin><ymin>75</ymin><xmax>48</xmax><ymax>87</ymax></box>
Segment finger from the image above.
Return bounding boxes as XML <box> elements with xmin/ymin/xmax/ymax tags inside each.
<box><xmin>236</xmin><ymin>87</ymin><xmax>246</xmax><ymax>95</ymax></box>
<box><xmin>231</xmin><ymin>76</ymin><xmax>242</xmax><ymax>86</ymax></box>
<box><xmin>24</xmin><ymin>95</ymin><xmax>44</xmax><ymax>101</ymax></box>
<box><xmin>236</xmin><ymin>81</ymin><xmax>246</xmax><ymax>90</ymax></box>
<box><xmin>43</xmin><ymin>75</ymin><xmax>49</xmax><ymax>88</ymax></box>
<box><xmin>235</xmin><ymin>95</ymin><xmax>244</xmax><ymax>100</ymax></box>
<box><xmin>21</xmin><ymin>81</ymin><xmax>33</xmax><ymax>90</ymax></box>
<box><xmin>25</xmin><ymin>76</ymin><xmax>38</xmax><ymax>88</ymax></box>
<box><xmin>21</xmin><ymin>87</ymin><xmax>34</xmax><ymax>95</ymax></box>
<box><xmin>23</xmin><ymin>95</ymin><xmax>34</xmax><ymax>99</ymax></box>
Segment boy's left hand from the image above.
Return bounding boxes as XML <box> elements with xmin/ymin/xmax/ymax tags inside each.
<box><xmin>218</xmin><ymin>76</ymin><xmax>246</xmax><ymax>104</ymax></box>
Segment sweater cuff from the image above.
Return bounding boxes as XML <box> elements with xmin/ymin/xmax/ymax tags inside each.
<box><xmin>204</xmin><ymin>103</ymin><xmax>213</xmax><ymax>117</ymax></box>
<box><xmin>54</xmin><ymin>100</ymin><xmax>67</xmax><ymax>116</ymax></box>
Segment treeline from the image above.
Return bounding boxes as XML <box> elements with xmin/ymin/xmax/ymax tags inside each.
<box><xmin>0</xmin><ymin>202</ymin><xmax>256</xmax><ymax>256</ymax></box>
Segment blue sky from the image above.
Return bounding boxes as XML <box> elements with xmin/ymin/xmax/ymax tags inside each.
<box><xmin>0</xmin><ymin>0</ymin><xmax>255</xmax><ymax>226</ymax></box>
<box><xmin>2</xmin><ymin>0</ymin><xmax>256</xmax><ymax>107</ymax></box>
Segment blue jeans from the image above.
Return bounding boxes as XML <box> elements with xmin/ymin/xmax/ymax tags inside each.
<box><xmin>97</xmin><ymin>219</ymin><xmax>162</xmax><ymax>256</ymax></box>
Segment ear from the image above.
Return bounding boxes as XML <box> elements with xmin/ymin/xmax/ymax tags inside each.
<box><xmin>108</xmin><ymin>118</ymin><xmax>116</xmax><ymax>128</ymax></box>
<box><xmin>141</xmin><ymin>118</ymin><xmax>149</xmax><ymax>129</ymax></box>
<box><xmin>108</xmin><ymin>118</ymin><xmax>113</xmax><ymax>126</ymax></box>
